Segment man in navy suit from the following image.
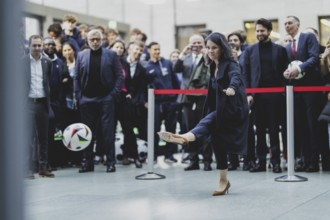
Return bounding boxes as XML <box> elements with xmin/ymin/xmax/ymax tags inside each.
<box><xmin>74</xmin><ymin>29</ymin><xmax>124</xmax><ymax>173</ymax></box>
<box><xmin>283</xmin><ymin>16</ymin><xmax>323</xmax><ymax>172</ymax></box>
<box><xmin>243</xmin><ymin>18</ymin><xmax>289</xmax><ymax>173</ymax></box>
<box><xmin>24</xmin><ymin>35</ymin><xmax>55</xmax><ymax>178</ymax></box>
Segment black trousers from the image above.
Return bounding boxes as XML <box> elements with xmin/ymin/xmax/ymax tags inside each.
<box><xmin>154</xmin><ymin>102</ymin><xmax>179</xmax><ymax>157</ymax></box>
<box><xmin>28</xmin><ymin>99</ymin><xmax>49</xmax><ymax>170</ymax></box>
<box><xmin>254</xmin><ymin>93</ymin><xmax>283</xmax><ymax>166</ymax></box>
<box><xmin>79</xmin><ymin>98</ymin><xmax>116</xmax><ymax>166</ymax></box>
<box><xmin>115</xmin><ymin>93</ymin><xmax>139</xmax><ymax>159</ymax></box>
<box><xmin>294</xmin><ymin>92</ymin><xmax>323</xmax><ymax>166</ymax></box>
<box><xmin>190</xmin><ymin>111</ymin><xmax>227</xmax><ymax>169</ymax></box>
<box><xmin>182</xmin><ymin>98</ymin><xmax>212</xmax><ymax>163</ymax></box>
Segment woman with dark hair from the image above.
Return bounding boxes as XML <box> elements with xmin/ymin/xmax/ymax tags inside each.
<box><xmin>109</xmin><ymin>39</ymin><xmax>142</xmax><ymax>168</ymax></box>
<box><xmin>61</xmin><ymin>41</ymin><xmax>81</xmax><ymax>166</ymax></box>
<box><xmin>159</xmin><ymin>32</ymin><xmax>249</xmax><ymax>196</ymax></box>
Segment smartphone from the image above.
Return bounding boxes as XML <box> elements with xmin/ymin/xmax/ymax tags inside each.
<box><xmin>229</xmin><ymin>42</ymin><xmax>237</xmax><ymax>50</ymax></box>
<box><xmin>191</xmin><ymin>45</ymin><xmax>198</xmax><ymax>52</ymax></box>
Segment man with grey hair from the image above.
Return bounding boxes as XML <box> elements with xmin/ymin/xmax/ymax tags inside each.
<box><xmin>283</xmin><ymin>15</ymin><xmax>322</xmax><ymax>172</ymax></box>
<box><xmin>74</xmin><ymin>29</ymin><xmax>124</xmax><ymax>173</ymax></box>
<box><xmin>173</xmin><ymin>34</ymin><xmax>213</xmax><ymax>171</ymax></box>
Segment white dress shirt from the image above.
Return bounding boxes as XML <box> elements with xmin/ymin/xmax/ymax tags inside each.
<box><xmin>29</xmin><ymin>54</ymin><xmax>46</xmax><ymax>98</ymax></box>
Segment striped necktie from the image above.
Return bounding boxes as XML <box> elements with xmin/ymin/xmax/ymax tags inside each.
<box><xmin>291</xmin><ymin>39</ymin><xmax>296</xmax><ymax>60</ymax></box>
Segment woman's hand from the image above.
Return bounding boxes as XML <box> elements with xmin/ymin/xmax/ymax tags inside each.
<box><xmin>223</xmin><ymin>88</ymin><xmax>235</xmax><ymax>96</ymax></box>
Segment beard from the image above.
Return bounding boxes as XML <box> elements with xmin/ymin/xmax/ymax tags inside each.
<box><xmin>257</xmin><ymin>35</ymin><xmax>269</xmax><ymax>42</ymax></box>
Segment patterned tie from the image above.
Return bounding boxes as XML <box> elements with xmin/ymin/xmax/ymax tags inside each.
<box><xmin>291</xmin><ymin>39</ymin><xmax>296</xmax><ymax>60</ymax></box>
<box><xmin>191</xmin><ymin>55</ymin><xmax>198</xmax><ymax>73</ymax></box>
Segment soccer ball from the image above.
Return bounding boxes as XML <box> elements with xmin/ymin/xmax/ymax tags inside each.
<box><xmin>62</xmin><ymin>123</ymin><xmax>92</xmax><ymax>151</ymax></box>
<box><xmin>288</xmin><ymin>60</ymin><xmax>305</xmax><ymax>79</ymax></box>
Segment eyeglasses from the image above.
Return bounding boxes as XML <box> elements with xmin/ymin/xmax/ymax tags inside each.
<box><xmin>31</xmin><ymin>44</ymin><xmax>42</xmax><ymax>48</ymax></box>
<box><xmin>89</xmin><ymin>38</ymin><xmax>101</xmax><ymax>42</ymax></box>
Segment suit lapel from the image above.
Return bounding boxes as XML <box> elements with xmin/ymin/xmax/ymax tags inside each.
<box><xmin>296</xmin><ymin>33</ymin><xmax>304</xmax><ymax>58</ymax></box>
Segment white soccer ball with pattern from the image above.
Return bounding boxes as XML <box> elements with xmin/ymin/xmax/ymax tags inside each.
<box><xmin>288</xmin><ymin>60</ymin><xmax>305</xmax><ymax>79</ymax></box>
<box><xmin>62</xmin><ymin>123</ymin><xmax>92</xmax><ymax>151</ymax></box>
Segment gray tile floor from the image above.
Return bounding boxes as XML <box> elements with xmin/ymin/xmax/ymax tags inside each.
<box><xmin>24</xmin><ymin>156</ymin><xmax>330</xmax><ymax>220</ymax></box>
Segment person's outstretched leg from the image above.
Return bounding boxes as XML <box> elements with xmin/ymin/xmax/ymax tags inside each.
<box><xmin>158</xmin><ymin>131</ymin><xmax>196</xmax><ymax>144</ymax></box>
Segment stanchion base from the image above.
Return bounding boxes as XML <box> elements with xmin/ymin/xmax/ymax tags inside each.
<box><xmin>275</xmin><ymin>175</ymin><xmax>308</xmax><ymax>182</ymax></box>
<box><xmin>135</xmin><ymin>172</ymin><xmax>166</xmax><ymax>180</ymax></box>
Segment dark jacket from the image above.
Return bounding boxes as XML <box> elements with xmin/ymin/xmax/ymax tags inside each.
<box><xmin>73</xmin><ymin>48</ymin><xmax>124</xmax><ymax>102</ymax></box>
<box><xmin>145</xmin><ymin>57</ymin><xmax>180</xmax><ymax>103</ymax></box>
<box><xmin>285</xmin><ymin>32</ymin><xmax>322</xmax><ymax>86</ymax></box>
<box><xmin>242</xmin><ymin>41</ymin><xmax>288</xmax><ymax>96</ymax></box>
<box><xmin>204</xmin><ymin>60</ymin><xmax>249</xmax><ymax>155</ymax></box>
<box><xmin>23</xmin><ymin>54</ymin><xmax>52</xmax><ymax>112</ymax></box>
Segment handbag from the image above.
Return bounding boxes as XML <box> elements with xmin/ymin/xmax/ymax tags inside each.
<box><xmin>318</xmin><ymin>100</ymin><xmax>330</xmax><ymax>122</ymax></box>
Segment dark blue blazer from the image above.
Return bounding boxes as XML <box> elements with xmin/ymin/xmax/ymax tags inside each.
<box><xmin>285</xmin><ymin>32</ymin><xmax>321</xmax><ymax>86</ymax></box>
<box><xmin>242</xmin><ymin>41</ymin><xmax>288</xmax><ymax>94</ymax></box>
<box><xmin>73</xmin><ymin>48</ymin><xmax>124</xmax><ymax>102</ymax></box>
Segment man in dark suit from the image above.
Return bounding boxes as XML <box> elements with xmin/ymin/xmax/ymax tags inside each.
<box><xmin>243</xmin><ymin>18</ymin><xmax>289</xmax><ymax>173</ymax></box>
<box><xmin>283</xmin><ymin>16</ymin><xmax>323</xmax><ymax>172</ymax></box>
<box><xmin>173</xmin><ymin>34</ymin><xmax>213</xmax><ymax>171</ymax></box>
<box><xmin>74</xmin><ymin>29</ymin><xmax>124</xmax><ymax>173</ymax></box>
<box><xmin>126</xmin><ymin>41</ymin><xmax>148</xmax><ymax>142</ymax></box>
<box><xmin>24</xmin><ymin>35</ymin><xmax>55</xmax><ymax>178</ymax></box>
<box><xmin>42</xmin><ymin>37</ymin><xmax>65</xmax><ymax>170</ymax></box>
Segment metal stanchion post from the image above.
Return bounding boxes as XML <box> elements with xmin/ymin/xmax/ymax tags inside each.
<box><xmin>275</xmin><ymin>86</ymin><xmax>308</xmax><ymax>182</ymax></box>
<box><xmin>136</xmin><ymin>89</ymin><xmax>165</xmax><ymax>180</ymax></box>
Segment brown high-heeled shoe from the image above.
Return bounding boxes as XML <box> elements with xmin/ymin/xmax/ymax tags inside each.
<box><xmin>158</xmin><ymin>132</ymin><xmax>188</xmax><ymax>145</ymax></box>
<box><xmin>212</xmin><ymin>181</ymin><xmax>230</xmax><ymax>196</ymax></box>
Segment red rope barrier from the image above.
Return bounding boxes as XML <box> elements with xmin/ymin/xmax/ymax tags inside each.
<box><xmin>153</xmin><ymin>86</ymin><xmax>330</xmax><ymax>95</ymax></box>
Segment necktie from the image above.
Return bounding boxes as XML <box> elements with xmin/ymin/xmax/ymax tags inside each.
<box><xmin>191</xmin><ymin>55</ymin><xmax>198</xmax><ymax>73</ymax></box>
<box><xmin>291</xmin><ymin>39</ymin><xmax>296</xmax><ymax>60</ymax></box>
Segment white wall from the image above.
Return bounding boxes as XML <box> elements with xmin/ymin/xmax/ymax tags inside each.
<box><xmin>25</xmin><ymin>0</ymin><xmax>330</xmax><ymax>57</ymax></box>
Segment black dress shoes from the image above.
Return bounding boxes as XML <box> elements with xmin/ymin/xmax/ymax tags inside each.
<box><xmin>272</xmin><ymin>164</ymin><xmax>282</xmax><ymax>173</ymax></box>
<box><xmin>304</xmin><ymin>164</ymin><xmax>319</xmax><ymax>172</ymax></box>
<box><xmin>228</xmin><ymin>163</ymin><xmax>238</xmax><ymax>171</ymax></box>
<box><xmin>203</xmin><ymin>162</ymin><xmax>212</xmax><ymax>171</ymax></box>
<box><xmin>106</xmin><ymin>164</ymin><xmax>116</xmax><ymax>173</ymax></box>
<box><xmin>184</xmin><ymin>162</ymin><xmax>200</xmax><ymax>171</ymax></box>
<box><xmin>294</xmin><ymin>163</ymin><xmax>305</xmax><ymax>172</ymax></box>
<box><xmin>79</xmin><ymin>163</ymin><xmax>94</xmax><ymax>173</ymax></box>
<box><xmin>242</xmin><ymin>162</ymin><xmax>251</xmax><ymax>171</ymax></box>
<box><xmin>249</xmin><ymin>163</ymin><xmax>266</xmax><ymax>172</ymax></box>
<box><xmin>134</xmin><ymin>159</ymin><xmax>142</xmax><ymax>168</ymax></box>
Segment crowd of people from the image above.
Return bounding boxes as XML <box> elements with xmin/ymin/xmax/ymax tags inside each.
<box><xmin>23</xmin><ymin>14</ymin><xmax>330</xmax><ymax>185</ymax></box>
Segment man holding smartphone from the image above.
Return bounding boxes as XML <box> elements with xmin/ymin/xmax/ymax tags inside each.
<box><xmin>173</xmin><ymin>34</ymin><xmax>213</xmax><ymax>171</ymax></box>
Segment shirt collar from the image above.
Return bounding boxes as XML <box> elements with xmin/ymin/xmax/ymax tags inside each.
<box><xmin>127</xmin><ymin>55</ymin><xmax>138</xmax><ymax>65</ymax></box>
<box><xmin>293</xmin><ymin>32</ymin><xmax>301</xmax><ymax>41</ymax></box>
<box><xmin>42</xmin><ymin>51</ymin><xmax>58</xmax><ymax>61</ymax></box>
<box><xmin>30</xmin><ymin>53</ymin><xmax>42</xmax><ymax>61</ymax></box>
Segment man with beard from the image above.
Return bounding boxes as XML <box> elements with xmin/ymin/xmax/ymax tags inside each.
<box><xmin>243</xmin><ymin>18</ymin><xmax>289</xmax><ymax>173</ymax></box>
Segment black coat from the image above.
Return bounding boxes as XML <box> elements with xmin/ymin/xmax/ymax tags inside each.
<box><xmin>201</xmin><ymin>60</ymin><xmax>249</xmax><ymax>155</ymax></box>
